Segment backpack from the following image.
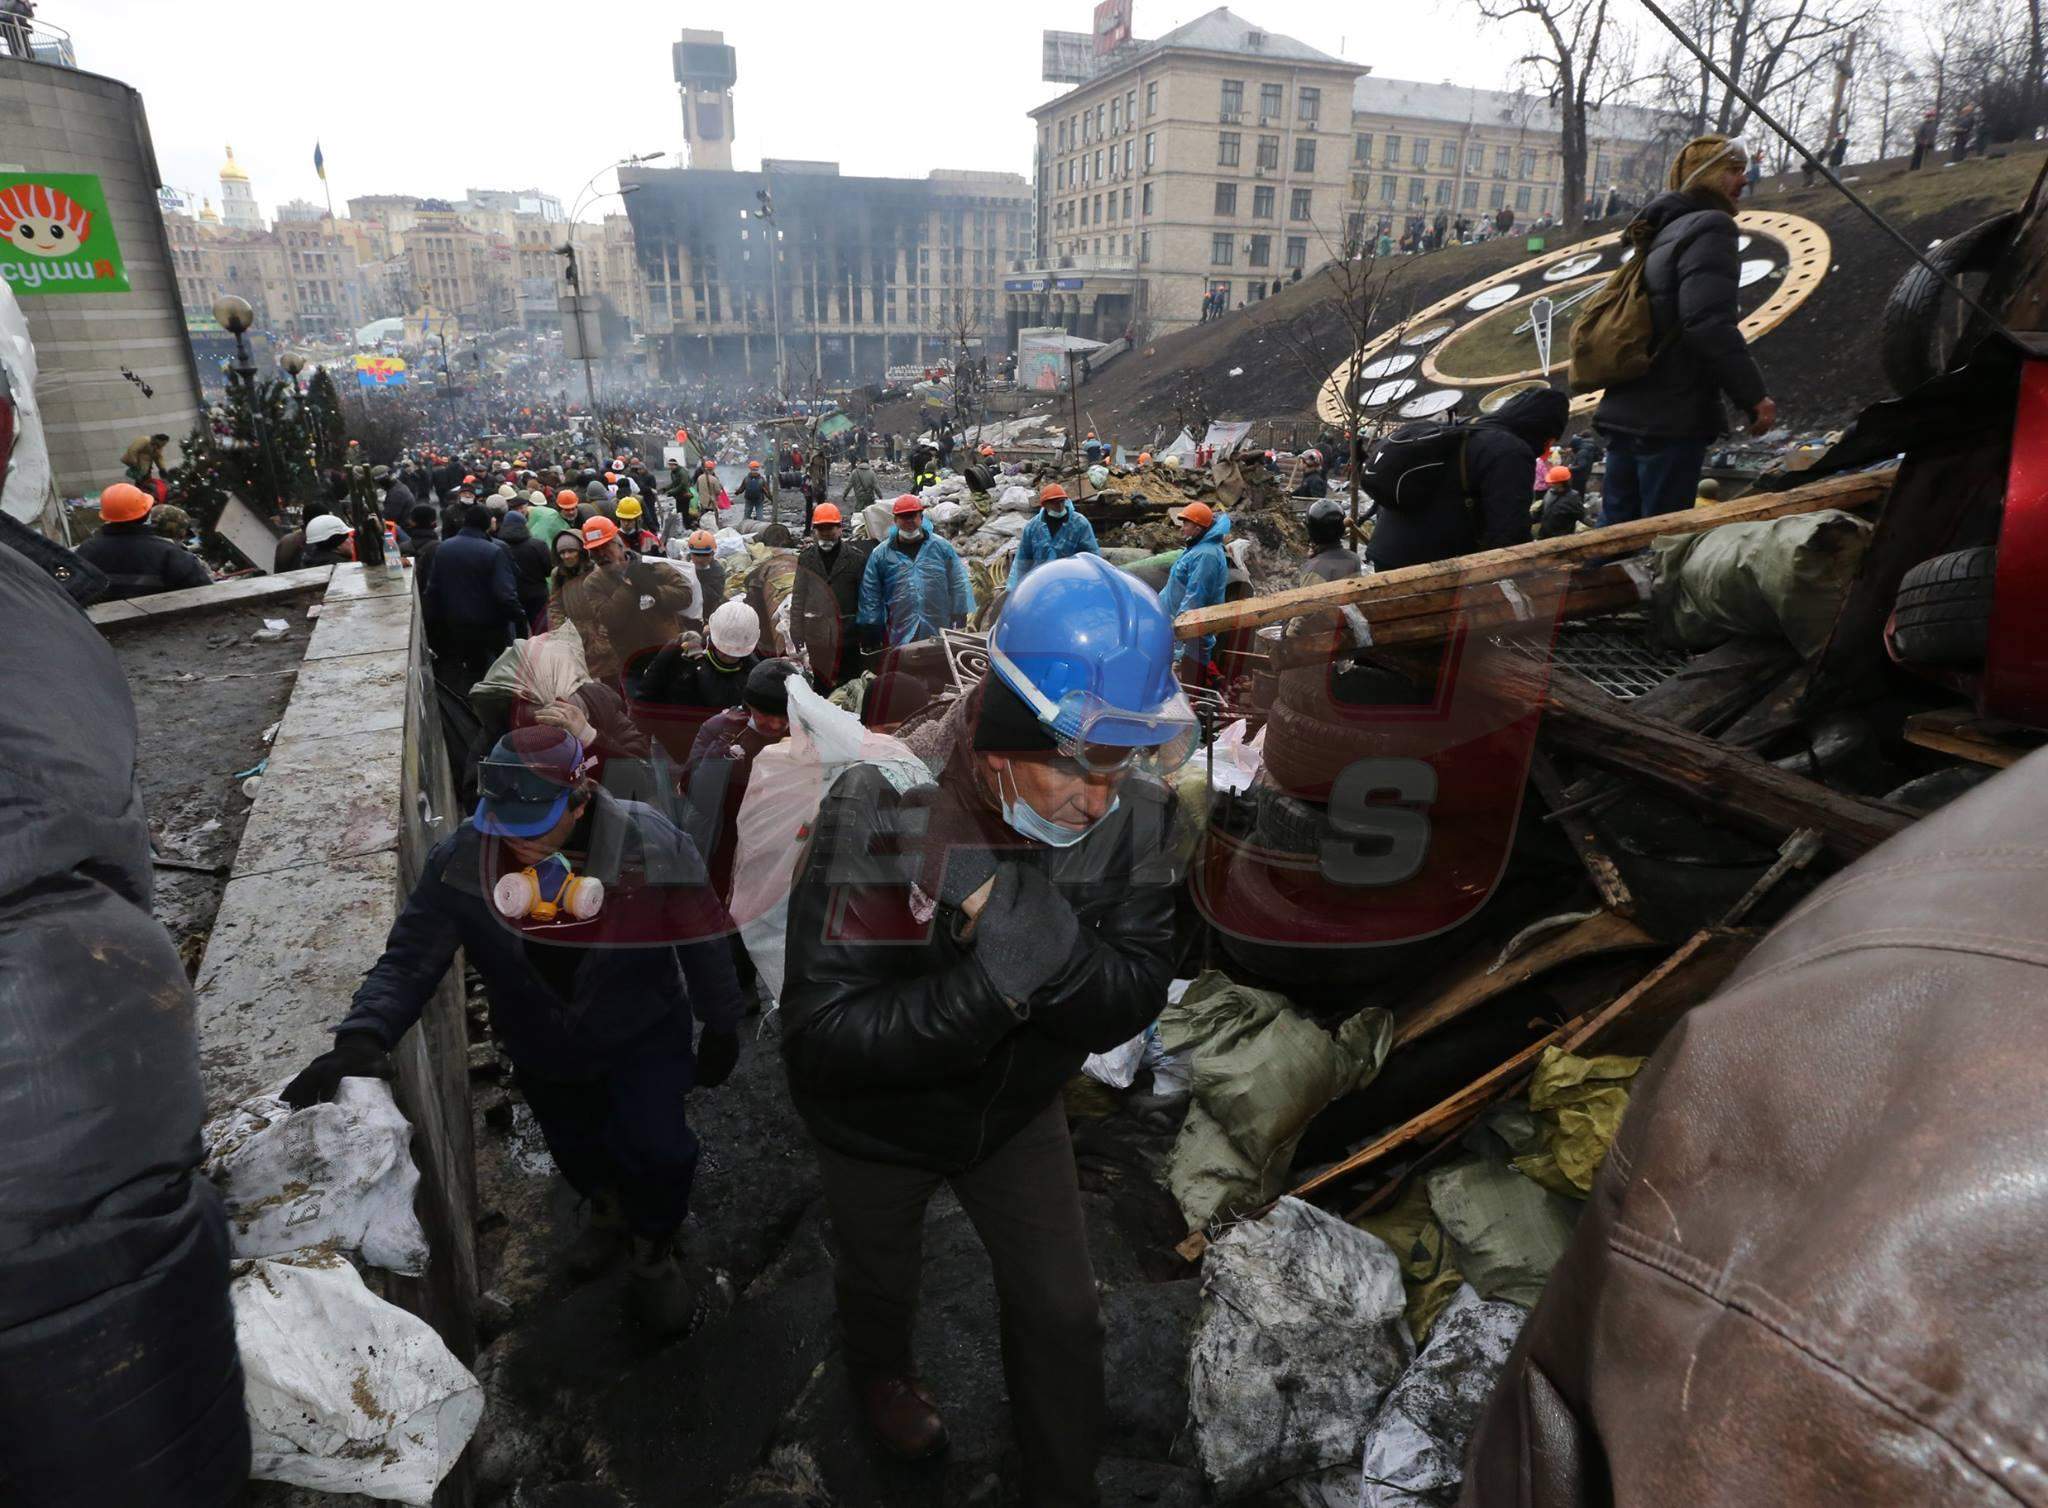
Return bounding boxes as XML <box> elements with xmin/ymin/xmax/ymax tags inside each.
<box><xmin>741</xmin><ymin>473</ymin><xmax>766</xmax><ymax>502</ymax></box>
<box><xmin>1359</xmin><ymin>419</ymin><xmax>1474</xmax><ymax>513</ymax></box>
<box><xmin>1568</xmin><ymin>214</ymin><xmax>1677</xmax><ymax>393</ymax></box>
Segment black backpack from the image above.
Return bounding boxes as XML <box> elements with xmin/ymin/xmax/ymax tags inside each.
<box><xmin>1359</xmin><ymin>420</ymin><xmax>1474</xmax><ymax>513</ymax></box>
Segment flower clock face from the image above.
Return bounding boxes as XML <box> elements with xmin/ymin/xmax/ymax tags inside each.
<box><xmin>1318</xmin><ymin>212</ymin><xmax>1830</xmax><ymax>425</ymax></box>
<box><xmin>0</xmin><ymin>182</ymin><xmax>93</xmax><ymax>259</ymax></box>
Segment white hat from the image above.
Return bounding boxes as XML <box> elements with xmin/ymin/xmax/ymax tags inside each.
<box><xmin>497</xmin><ymin>483</ymin><xmax>516</xmax><ymax>499</ymax></box>
<box><xmin>707</xmin><ymin>600</ymin><xmax>761</xmax><ymax>659</ymax></box>
<box><xmin>306</xmin><ymin>513</ymin><xmax>353</xmax><ymax>545</ymax></box>
<box><xmin>529</xmin><ymin>490</ymin><xmax>548</xmax><ymax>508</ymax></box>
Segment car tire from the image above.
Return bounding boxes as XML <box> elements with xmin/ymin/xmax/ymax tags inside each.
<box><xmin>1892</xmin><ymin>546</ymin><xmax>1996</xmax><ymax>666</ymax></box>
<box><xmin>1880</xmin><ymin>211</ymin><xmax>2019</xmax><ymax>397</ymax></box>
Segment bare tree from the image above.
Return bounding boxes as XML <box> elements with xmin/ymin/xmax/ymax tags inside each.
<box><xmin>1651</xmin><ymin>0</ymin><xmax>1873</xmax><ymax>140</ymax></box>
<box><xmin>1474</xmin><ymin>0</ymin><xmax>1640</xmax><ymax>234</ymax></box>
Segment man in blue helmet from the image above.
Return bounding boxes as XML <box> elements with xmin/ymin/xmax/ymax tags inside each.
<box><xmin>858</xmin><ymin>493</ymin><xmax>973</xmax><ymax>648</ymax></box>
<box><xmin>781</xmin><ymin>554</ymin><xmax>1193</xmax><ymax>1506</ymax></box>
<box><xmin>1007</xmin><ymin>482</ymin><xmax>1100</xmax><ymax>592</ymax></box>
<box><xmin>1158</xmin><ymin>500</ymin><xmax>1232</xmax><ymax>690</ymax></box>
<box><xmin>277</xmin><ymin>726</ymin><xmax>743</xmax><ymax>1337</ymax></box>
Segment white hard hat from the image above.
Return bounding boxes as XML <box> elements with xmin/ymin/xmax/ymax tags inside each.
<box><xmin>708</xmin><ymin>600</ymin><xmax>761</xmax><ymax>659</ymax></box>
<box><xmin>306</xmin><ymin>513</ymin><xmax>353</xmax><ymax>545</ymax></box>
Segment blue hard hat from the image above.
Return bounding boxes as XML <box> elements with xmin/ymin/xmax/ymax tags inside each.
<box><xmin>474</xmin><ymin>726</ymin><xmax>586</xmax><ymax>837</ymax></box>
<box><xmin>988</xmin><ymin>553</ymin><xmax>1196</xmax><ymax>759</ymax></box>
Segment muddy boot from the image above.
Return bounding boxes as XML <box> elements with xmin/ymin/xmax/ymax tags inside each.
<box><xmin>858</xmin><ymin>1375</ymin><xmax>949</xmax><ymax>1461</ymax></box>
<box><xmin>562</xmin><ymin>1190</ymin><xmax>626</xmax><ymax>1281</ymax></box>
<box><xmin>625</xmin><ymin>1232</ymin><xmax>704</xmax><ymax>1338</ymax></box>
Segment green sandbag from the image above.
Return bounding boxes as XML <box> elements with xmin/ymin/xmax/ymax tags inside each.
<box><xmin>1425</xmin><ymin>1154</ymin><xmax>1580</xmax><ymax>1308</ymax></box>
<box><xmin>1649</xmin><ymin>508</ymin><xmax>1873</xmax><ymax>660</ymax></box>
<box><xmin>1355</xmin><ymin>1179</ymin><xmax>1465</xmax><ymax>1343</ymax></box>
<box><xmin>1161</xmin><ymin>972</ymin><xmax>1393</xmax><ymax>1229</ymax></box>
<box><xmin>1511</xmin><ymin>1046</ymin><xmax>1644</xmax><ymax>1197</ymax></box>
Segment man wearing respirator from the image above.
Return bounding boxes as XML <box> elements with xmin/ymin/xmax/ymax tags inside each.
<box><xmin>281</xmin><ymin>726</ymin><xmax>742</xmax><ymax>1336</ymax></box>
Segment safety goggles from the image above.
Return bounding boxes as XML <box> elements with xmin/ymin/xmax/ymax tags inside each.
<box><xmin>986</xmin><ymin>647</ymin><xmax>1202</xmax><ymax>776</ymax></box>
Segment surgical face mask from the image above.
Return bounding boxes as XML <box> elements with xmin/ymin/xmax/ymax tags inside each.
<box><xmin>1046</xmin><ymin>506</ymin><xmax>1067</xmax><ymax>521</ymax></box>
<box><xmin>997</xmin><ymin>761</ymin><xmax>1118</xmax><ymax>849</ymax></box>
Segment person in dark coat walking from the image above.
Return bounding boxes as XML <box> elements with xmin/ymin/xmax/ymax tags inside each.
<box><xmin>423</xmin><ymin>504</ymin><xmax>526</xmax><ymax>693</ymax></box>
<box><xmin>74</xmin><ymin>484</ymin><xmax>212</xmax><ymax>600</ymax></box>
<box><xmin>1367</xmin><ymin>386</ymin><xmax>1570</xmax><ymax>571</ymax></box>
<box><xmin>1592</xmin><ymin>135</ymin><xmax>1775</xmax><ymax>525</ymax></box>
<box><xmin>496</xmin><ymin>509</ymin><xmax>552</xmax><ymax>629</ymax></box>
<box><xmin>792</xmin><ymin>504</ymin><xmax>865</xmax><ymax>690</ymax></box>
<box><xmin>403</xmin><ymin>505</ymin><xmax>443</xmax><ymax>596</ymax></box>
<box><xmin>1911</xmin><ymin>110</ymin><xmax>1938</xmax><ymax>170</ymax></box>
<box><xmin>279</xmin><ymin>727</ymin><xmax>742</xmax><ymax>1335</ymax></box>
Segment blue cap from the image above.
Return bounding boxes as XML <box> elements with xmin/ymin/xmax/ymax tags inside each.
<box><xmin>473</xmin><ymin>726</ymin><xmax>586</xmax><ymax>837</ymax></box>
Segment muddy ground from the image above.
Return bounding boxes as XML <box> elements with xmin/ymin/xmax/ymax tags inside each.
<box><xmin>114</xmin><ymin>599</ymin><xmax>314</xmax><ymax>973</ymax></box>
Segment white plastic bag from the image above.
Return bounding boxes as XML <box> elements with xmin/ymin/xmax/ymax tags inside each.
<box><xmin>1082</xmin><ymin>1026</ymin><xmax>1151</xmax><ymax>1089</ymax></box>
<box><xmin>1206</xmin><ymin>719</ymin><xmax>1266</xmax><ymax>795</ymax></box>
<box><xmin>1358</xmin><ymin>1284</ymin><xmax>1526</xmax><ymax>1508</ymax></box>
<box><xmin>996</xmin><ymin>483</ymin><xmax>1037</xmax><ymax>514</ymax></box>
<box><xmin>730</xmin><ymin>678</ymin><xmax>929</xmax><ymax>1005</ymax></box>
<box><xmin>203</xmin><ymin>1077</ymin><xmax>428</xmax><ymax>1276</ymax></box>
<box><xmin>713</xmin><ymin>526</ymin><xmax>750</xmax><ymax>562</ymax></box>
<box><xmin>235</xmin><ymin>1256</ymin><xmax>483</xmax><ymax>1504</ymax></box>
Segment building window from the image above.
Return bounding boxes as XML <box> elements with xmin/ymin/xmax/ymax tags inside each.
<box><xmin>1140</xmin><ymin>229</ymin><xmax>1151</xmax><ymax>261</ymax></box>
<box><xmin>1127</xmin><ymin>89</ymin><xmax>1136</xmax><ymax>126</ymax></box>
<box><xmin>1253</xmin><ymin>184</ymin><xmax>1275</xmax><ymax>218</ymax></box>
<box><xmin>1298</xmin><ymin>86</ymin><xmax>1321</xmax><ymax>123</ymax></box>
<box><xmin>1408</xmin><ymin>178</ymin><xmax>1426</xmax><ymax>205</ymax></box>
<box><xmin>1215</xmin><ymin>182</ymin><xmax>1238</xmax><ymax>215</ymax></box>
<box><xmin>1290</xmin><ymin>187</ymin><xmax>1313</xmax><ymax>220</ymax></box>
<box><xmin>1515</xmin><ymin>186</ymin><xmax>1532</xmax><ymax>211</ymax></box>
<box><xmin>1539</xmin><ymin>187</ymin><xmax>1552</xmax><ymax>215</ymax></box>
<box><xmin>1435</xmin><ymin>179</ymin><xmax>1453</xmax><ymax>205</ymax></box>
<box><xmin>1111</xmin><ymin>97</ymin><xmax>1122</xmax><ymax>132</ymax></box>
<box><xmin>1411</xmin><ymin>137</ymin><xmax>1429</xmax><ymax>166</ymax></box>
<box><xmin>1144</xmin><ymin>132</ymin><xmax>1157</xmax><ymax>168</ymax></box>
<box><xmin>1095</xmin><ymin>149</ymin><xmax>1104</xmax><ymax>177</ymax></box>
<box><xmin>1595</xmin><ymin>152</ymin><xmax>1612</xmax><ymax>184</ymax></box>
<box><xmin>1057</xmin><ymin>162</ymin><xmax>1066</xmax><ymax>190</ymax></box>
<box><xmin>1285</xmin><ymin>234</ymin><xmax>1307</xmax><ymax>269</ymax></box>
<box><xmin>1462</xmin><ymin>181</ymin><xmax>1480</xmax><ymax>208</ymax></box>
<box><xmin>1095</xmin><ymin>193</ymin><xmax>1104</xmax><ymax>221</ymax></box>
<box><xmin>1256</xmin><ymin>135</ymin><xmax>1280</xmax><ymax>170</ymax></box>
<box><xmin>1295</xmin><ymin>138</ymin><xmax>1318</xmax><ymax>173</ymax></box>
<box><xmin>1220</xmin><ymin>79</ymin><xmax>1243</xmax><ymax>118</ymax></box>
<box><xmin>1467</xmin><ymin>141</ymin><xmax>1485</xmax><ymax>173</ymax></box>
<box><xmin>1248</xmin><ymin>234</ymin><xmax>1271</xmax><ymax>267</ymax></box>
<box><xmin>1489</xmin><ymin>183</ymin><xmax>1507</xmax><ymax>208</ymax></box>
<box><xmin>1519</xmin><ymin>149</ymin><xmax>1537</xmax><ymax>179</ymax></box>
<box><xmin>1260</xmin><ymin>82</ymin><xmax>1284</xmax><ymax>120</ymax></box>
<box><xmin>1354</xmin><ymin>132</ymin><xmax>1373</xmax><ymax>164</ymax></box>
<box><xmin>1218</xmin><ymin>132</ymin><xmax>1241</xmax><ymax>166</ymax></box>
<box><xmin>1146</xmin><ymin>81</ymin><xmax>1157</xmax><ymax>116</ymax></box>
<box><xmin>1211</xmin><ymin>232</ymin><xmax>1234</xmax><ymax>264</ymax></box>
<box><xmin>1123</xmin><ymin>186</ymin><xmax>1132</xmax><ymax>216</ymax></box>
<box><xmin>1058</xmin><ymin>120</ymin><xmax>1068</xmax><ymax>151</ymax></box>
<box><xmin>1439</xmin><ymin>140</ymin><xmax>1458</xmax><ymax>168</ymax></box>
<box><xmin>1494</xmin><ymin>145</ymin><xmax>1511</xmax><ymax>176</ymax></box>
<box><xmin>1095</xmin><ymin>103</ymin><xmax>1105</xmax><ymax>136</ymax></box>
<box><xmin>1384</xmin><ymin>133</ymin><xmax>1401</xmax><ymax>165</ymax></box>
<box><xmin>1124</xmin><ymin>141</ymin><xmax>1133</xmax><ymax>172</ymax></box>
<box><xmin>1380</xmin><ymin>175</ymin><xmax>1398</xmax><ymax>205</ymax></box>
<box><xmin>1081</xmin><ymin>112</ymin><xmax>1091</xmax><ymax>145</ymax></box>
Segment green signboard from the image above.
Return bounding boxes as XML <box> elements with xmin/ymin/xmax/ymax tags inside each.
<box><xmin>0</xmin><ymin>172</ymin><xmax>130</xmax><ymax>296</ymax></box>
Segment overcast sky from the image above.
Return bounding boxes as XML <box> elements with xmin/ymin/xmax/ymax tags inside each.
<box><xmin>66</xmin><ymin>0</ymin><xmax>1541</xmax><ymax>220</ymax></box>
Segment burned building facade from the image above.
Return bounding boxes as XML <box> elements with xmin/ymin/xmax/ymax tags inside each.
<box><xmin>621</xmin><ymin>163</ymin><xmax>1031</xmax><ymax>386</ymax></box>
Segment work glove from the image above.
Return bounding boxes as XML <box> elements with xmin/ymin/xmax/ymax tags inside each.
<box><xmin>280</xmin><ymin>1031</ymin><xmax>394</xmax><ymax>1110</ymax></box>
<box><xmin>695</xmin><ymin>1027</ymin><xmax>740</xmax><ymax>1089</ymax></box>
<box><xmin>901</xmin><ymin>784</ymin><xmax>1002</xmax><ymax>910</ymax></box>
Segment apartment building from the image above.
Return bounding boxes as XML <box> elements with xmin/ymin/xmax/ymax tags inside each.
<box><xmin>1024</xmin><ymin>6</ymin><xmax>1367</xmax><ymax>336</ymax></box>
<box><xmin>1346</xmin><ymin>78</ymin><xmax>1689</xmax><ymax>237</ymax></box>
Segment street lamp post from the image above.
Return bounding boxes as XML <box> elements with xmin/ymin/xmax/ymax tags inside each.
<box><xmin>213</xmin><ymin>293</ymin><xmax>287</xmax><ymax>518</ymax></box>
<box><xmin>741</xmin><ymin>188</ymin><xmax>787</xmax><ymax>400</ymax></box>
<box><xmin>561</xmin><ymin>155</ymin><xmax>660</xmax><ymax>423</ymax></box>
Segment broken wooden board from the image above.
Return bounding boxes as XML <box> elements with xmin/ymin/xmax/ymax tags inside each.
<box><xmin>1529</xmin><ymin>752</ymin><xmax>1634</xmax><ymax>916</ymax></box>
<box><xmin>1175</xmin><ymin>467</ymin><xmax>1896</xmax><ymax>642</ymax></box>
<box><xmin>1902</xmin><ymin>707</ymin><xmax>2047</xmax><ymax>769</ymax></box>
<box><xmin>1389</xmin><ymin>909</ymin><xmax>1658</xmax><ymax>1048</ymax></box>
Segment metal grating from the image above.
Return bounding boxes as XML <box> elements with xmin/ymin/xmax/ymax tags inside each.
<box><xmin>1493</xmin><ymin>619</ymin><xmax>1691</xmax><ymax>699</ymax></box>
<box><xmin>940</xmin><ymin>628</ymin><xmax>1229</xmax><ymax>722</ymax></box>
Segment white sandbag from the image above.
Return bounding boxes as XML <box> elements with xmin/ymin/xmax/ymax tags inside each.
<box><xmin>713</xmin><ymin>527</ymin><xmax>751</xmax><ymax>562</ymax></box>
<box><xmin>1358</xmin><ymin>1284</ymin><xmax>1526</xmax><ymax>1508</ymax></box>
<box><xmin>1207</xmin><ymin>719</ymin><xmax>1266</xmax><ymax>795</ymax></box>
<box><xmin>235</xmin><ymin>1256</ymin><xmax>483</xmax><ymax>1505</ymax></box>
<box><xmin>996</xmin><ymin>483</ymin><xmax>1037</xmax><ymax>515</ymax></box>
<box><xmin>730</xmin><ymin>678</ymin><xmax>930</xmax><ymax>1005</ymax></box>
<box><xmin>985</xmin><ymin>511</ymin><xmax>1029</xmax><ymax>538</ymax></box>
<box><xmin>927</xmin><ymin>499</ymin><xmax>969</xmax><ymax>528</ymax></box>
<box><xmin>203</xmin><ymin>1078</ymin><xmax>427</xmax><ymax>1276</ymax></box>
<box><xmin>1189</xmin><ymin>1197</ymin><xmax>1413</xmax><ymax>1501</ymax></box>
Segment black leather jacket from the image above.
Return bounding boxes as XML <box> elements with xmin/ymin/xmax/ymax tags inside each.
<box><xmin>779</xmin><ymin>758</ymin><xmax>1180</xmax><ymax>1172</ymax></box>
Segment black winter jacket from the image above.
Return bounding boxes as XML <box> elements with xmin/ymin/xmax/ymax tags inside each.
<box><xmin>74</xmin><ymin>521</ymin><xmax>211</xmax><ymax>599</ymax></box>
<box><xmin>792</xmin><ymin>539</ymin><xmax>864</xmax><ymax>653</ymax></box>
<box><xmin>422</xmin><ymin>526</ymin><xmax>525</xmax><ymax>636</ymax></box>
<box><xmin>337</xmin><ymin>790</ymin><xmax>741</xmax><ymax>1076</ymax></box>
<box><xmin>1593</xmin><ymin>189</ymin><xmax>1769</xmax><ymax>442</ymax></box>
<box><xmin>1367</xmin><ymin>387</ymin><xmax>1570</xmax><ymax>572</ymax></box>
<box><xmin>496</xmin><ymin>513</ymin><xmax>552</xmax><ymax>622</ymax></box>
<box><xmin>780</xmin><ymin>758</ymin><xmax>1179</xmax><ymax>1171</ymax></box>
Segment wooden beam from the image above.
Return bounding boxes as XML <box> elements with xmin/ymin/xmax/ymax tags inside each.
<box><xmin>1902</xmin><ymin>707</ymin><xmax>2047</xmax><ymax>768</ymax></box>
<box><xmin>1528</xmin><ymin>753</ymin><xmax>1635</xmax><ymax>915</ymax></box>
<box><xmin>1176</xmin><ymin>467</ymin><xmax>1895</xmax><ymax>642</ymax></box>
<box><xmin>1390</xmin><ymin>909</ymin><xmax>1657</xmax><ymax>1048</ymax></box>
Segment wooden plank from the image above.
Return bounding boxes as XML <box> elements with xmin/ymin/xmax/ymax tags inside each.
<box><xmin>1476</xmin><ymin>658</ymin><xmax>1917</xmax><ymax>859</ymax></box>
<box><xmin>1902</xmin><ymin>707</ymin><xmax>2047</xmax><ymax>768</ymax></box>
<box><xmin>1176</xmin><ymin>467</ymin><xmax>1895</xmax><ymax>642</ymax></box>
<box><xmin>1528</xmin><ymin>752</ymin><xmax>1634</xmax><ymax>915</ymax></box>
<box><xmin>1391</xmin><ymin>909</ymin><xmax>1657</xmax><ymax>1047</ymax></box>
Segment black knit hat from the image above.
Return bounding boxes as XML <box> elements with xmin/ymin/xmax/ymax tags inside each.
<box><xmin>743</xmin><ymin>658</ymin><xmax>802</xmax><ymax>717</ymax></box>
<box><xmin>969</xmin><ymin>670</ymin><xmax>1059</xmax><ymax>755</ymax></box>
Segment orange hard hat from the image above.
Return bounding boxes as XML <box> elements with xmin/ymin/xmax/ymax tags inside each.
<box><xmin>604</xmin><ymin>471</ymin><xmax>616</xmax><ymax>483</ymax></box>
<box><xmin>1547</xmin><ymin>465</ymin><xmax>1574</xmax><ymax>486</ymax></box>
<box><xmin>556</xmin><ymin>488</ymin><xmax>579</xmax><ymax>508</ymax></box>
<box><xmin>462</xmin><ymin>474</ymin><xmax>476</xmax><ymax>484</ymax></box>
<box><xmin>674</xmin><ymin>428</ymin><xmax>688</xmax><ymax>443</ymax></box>
<box><xmin>748</xmin><ymin>459</ymin><xmax>762</xmax><ymax>470</ymax></box>
<box><xmin>892</xmin><ymin>494</ymin><xmax>925</xmax><ymax>516</ymax></box>
<box><xmin>1176</xmin><ymin>501</ymin><xmax>1215</xmax><ymax>530</ymax></box>
<box><xmin>99</xmin><ymin>482</ymin><xmax>153</xmax><ymax>523</ymax></box>
<box><xmin>579</xmin><ymin>516</ymin><xmax>619</xmax><ymax>548</ymax></box>
<box><xmin>1138</xmin><ymin>452</ymin><xmax>1153</xmax><ymax>464</ymax></box>
<box><xmin>812</xmin><ymin>503</ymin><xmax>843</xmax><ymax>525</ymax></box>
<box><xmin>687</xmin><ymin>530</ymin><xmax>716</xmax><ymax>553</ymax></box>
<box><xmin>1037</xmin><ymin>483</ymin><xmax>1069</xmax><ymax>504</ymax></box>
<box><xmin>980</xmin><ymin>444</ymin><xmax>995</xmax><ymax>456</ymax></box>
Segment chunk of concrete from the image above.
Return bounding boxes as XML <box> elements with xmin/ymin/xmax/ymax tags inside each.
<box><xmin>275</xmin><ymin>647</ymin><xmax>414</xmax><ymax>744</ymax></box>
<box><xmin>232</xmin><ymin>726</ymin><xmax>406</xmax><ymax>877</ymax></box>
<box><xmin>304</xmin><ymin>591</ymin><xmax>418</xmax><ymax>662</ymax></box>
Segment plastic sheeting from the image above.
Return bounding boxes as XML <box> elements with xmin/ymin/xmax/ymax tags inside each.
<box><xmin>0</xmin><ymin>276</ymin><xmax>57</xmax><ymax>526</ymax></box>
<box><xmin>1649</xmin><ymin>508</ymin><xmax>1874</xmax><ymax>660</ymax></box>
<box><xmin>1188</xmin><ymin>1198</ymin><xmax>1413</xmax><ymax>1500</ymax></box>
<box><xmin>1160</xmin><ymin>972</ymin><xmax>1393</xmax><ymax>1229</ymax></box>
<box><xmin>1358</xmin><ymin>1284</ymin><xmax>1527</xmax><ymax>1508</ymax></box>
<box><xmin>1511</xmin><ymin>1047</ymin><xmax>1645</xmax><ymax>1197</ymax></box>
<box><xmin>203</xmin><ymin>1078</ymin><xmax>430</xmax><ymax>1275</ymax></box>
<box><xmin>234</xmin><ymin>1257</ymin><xmax>483</xmax><ymax>1504</ymax></box>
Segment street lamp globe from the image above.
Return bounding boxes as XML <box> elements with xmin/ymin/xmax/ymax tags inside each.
<box><xmin>212</xmin><ymin>294</ymin><xmax>254</xmax><ymax>334</ymax></box>
<box><xmin>280</xmin><ymin>351</ymin><xmax>307</xmax><ymax>376</ymax></box>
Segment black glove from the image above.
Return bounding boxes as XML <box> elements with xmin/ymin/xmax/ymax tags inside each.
<box><xmin>695</xmin><ymin>1027</ymin><xmax>740</xmax><ymax>1089</ymax></box>
<box><xmin>280</xmin><ymin>1031</ymin><xmax>394</xmax><ymax>1110</ymax></box>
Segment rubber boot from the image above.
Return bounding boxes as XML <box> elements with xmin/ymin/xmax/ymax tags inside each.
<box><xmin>626</xmin><ymin>1231</ymin><xmax>704</xmax><ymax>1338</ymax></box>
<box><xmin>563</xmin><ymin>1190</ymin><xmax>626</xmax><ymax>1281</ymax></box>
